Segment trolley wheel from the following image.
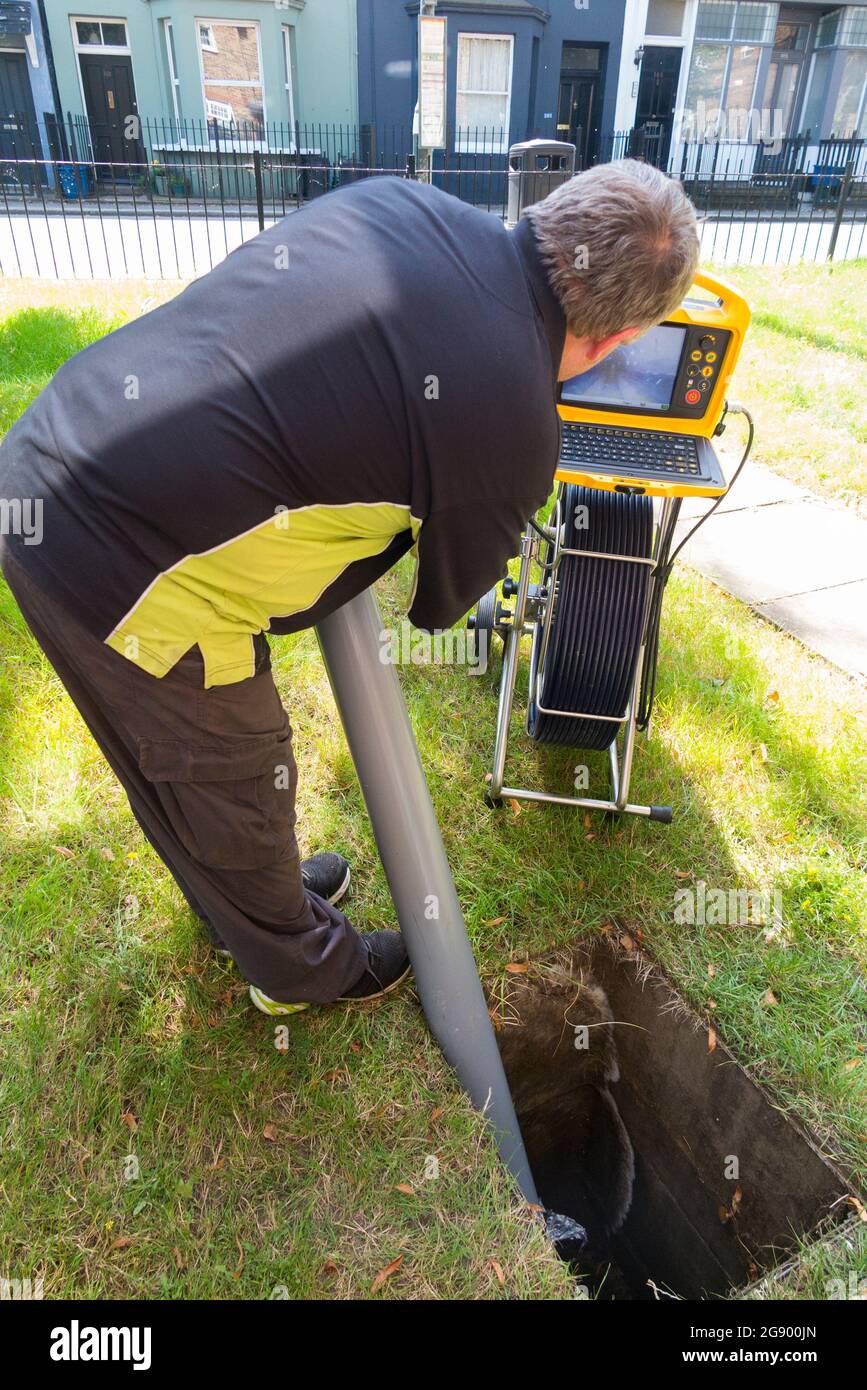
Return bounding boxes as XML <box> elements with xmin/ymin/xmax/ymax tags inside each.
<box><xmin>468</xmin><ymin>584</ymin><xmax>507</xmax><ymax>681</ymax></box>
<box><xmin>467</xmin><ymin>585</ymin><xmax>500</xmax><ymax>642</ymax></box>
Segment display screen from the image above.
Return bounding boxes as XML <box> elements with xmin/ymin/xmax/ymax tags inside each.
<box><xmin>560</xmin><ymin>324</ymin><xmax>687</xmax><ymax>412</ymax></box>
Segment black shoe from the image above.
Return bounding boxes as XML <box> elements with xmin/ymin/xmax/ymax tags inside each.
<box><xmin>301</xmin><ymin>851</ymin><xmax>351</xmax><ymax>905</ymax></box>
<box><xmin>206</xmin><ymin>852</ymin><xmax>352</xmax><ymax>955</ymax></box>
<box><xmin>338</xmin><ymin>930</ymin><xmax>411</xmax><ymax>1001</ymax></box>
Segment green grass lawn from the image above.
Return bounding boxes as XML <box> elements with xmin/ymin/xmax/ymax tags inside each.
<box><xmin>716</xmin><ymin>261</ymin><xmax>867</xmax><ymax>515</ymax></box>
<box><xmin>0</xmin><ymin>274</ymin><xmax>865</xmax><ymax>1301</ymax></box>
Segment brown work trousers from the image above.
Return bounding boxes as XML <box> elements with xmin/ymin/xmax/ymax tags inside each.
<box><xmin>1</xmin><ymin>552</ymin><xmax>368</xmax><ymax>1002</ymax></box>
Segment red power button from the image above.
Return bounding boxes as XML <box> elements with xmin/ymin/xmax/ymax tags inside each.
<box><xmin>685</xmin><ymin>388</ymin><xmax>701</xmax><ymax>405</ymax></box>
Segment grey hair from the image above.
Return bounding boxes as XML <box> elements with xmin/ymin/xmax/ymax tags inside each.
<box><xmin>523</xmin><ymin>159</ymin><xmax>700</xmax><ymax>340</ymax></box>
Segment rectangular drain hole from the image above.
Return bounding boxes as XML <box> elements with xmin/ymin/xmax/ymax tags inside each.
<box><xmin>493</xmin><ymin>944</ymin><xmax>853</xmax><ymax>1299</ymax></box>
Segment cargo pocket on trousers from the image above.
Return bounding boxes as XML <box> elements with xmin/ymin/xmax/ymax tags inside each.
<box><xmin>139</xmin><ymin>727</ymin><xmax>297</xmax><ymax>871</ymax></box>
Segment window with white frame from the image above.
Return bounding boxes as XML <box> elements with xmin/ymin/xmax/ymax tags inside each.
<box><xmin>282</xmin><ymin>25</ymin><xmax>297</xmax><ymax>132</ymax></box>
<box><xmin>72</xmin><ymin>17</ymin><xmax>129</xmax><ymax>51</ymax></box>
<box><xmin>196</xmin><ymin>18</ymin><xmax>264</xmax><ymax>127</ymax></box>
<box><xmin>456</xmin><ymin>33</ymin><xmax>513</xmax><ymax>153</ymax></box>
<box><xmin>814</xmin><ymin>7</ymin><xmax>867</xmax><ymax>138</ymax></box>
<box><xmin>817</xmin><ymin>6</ymin><xmax>867</xmax><ymax>49</ymax></box>
<box><xmin>685</xmin><ymin>2</ymin><xmax>778</xmax><ymax>129</ymax></box>
<box><xmin>646</xmin><ymin>0</ymin><xmax>686</xmax><ymax>38</ymax></box>
<box><xmin>833</xmin><ymin>49</ymin><xmax>867</xmax><ymax>135</ymax></box>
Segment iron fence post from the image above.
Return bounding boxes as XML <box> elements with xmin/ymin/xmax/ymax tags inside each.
<box><xmin>253</xmin><ymin>148</ymin><xmax>265</xmax><ymax>231</ymax></box>
<box><xmin>827</xmin><ymin>159</ymin><xmax>854</xmax><ymax>262</ymax></box>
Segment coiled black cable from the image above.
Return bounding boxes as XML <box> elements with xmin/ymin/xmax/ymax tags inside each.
<box><xmin>526</xmin><ymin>405</ymin><xmax>755</xmax><ymax>749</ymax></box>
<box><xmin>527</xmin><ymin>484</ymin><xmax>653</xmax><ymax>749</ymax></box>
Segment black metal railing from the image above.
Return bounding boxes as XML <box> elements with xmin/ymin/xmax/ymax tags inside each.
<box><xmin>1</xmin><ymin>111</ymin><xmax>865</xmax><ymax>278</ymax></box>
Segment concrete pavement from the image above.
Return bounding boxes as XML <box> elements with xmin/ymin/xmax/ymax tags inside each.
<box><xmin>674</xmin><ymin>461</ymin><xmax>867</xmax><ymax>680</ymax></box>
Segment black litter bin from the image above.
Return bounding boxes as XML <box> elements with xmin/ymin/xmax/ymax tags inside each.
<box><xmin>506</xmin><ymin>139</ymin><xmax>575</xmax><ymax>226</ymax></box>
<box><xmin>298</xmin><ymin>151</ymin><xmax>331</xmax><ymax>200</ymax></box>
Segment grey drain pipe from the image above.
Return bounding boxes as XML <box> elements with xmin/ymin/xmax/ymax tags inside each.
<box><xmin>316</xmin><ymin>588</ymin><xmax>539</xmax><ymax>1203</ymax></box>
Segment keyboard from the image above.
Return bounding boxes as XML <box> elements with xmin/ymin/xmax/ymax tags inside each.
<box><xmin>559</xmin><ymin>422</ymin><xmax>704</xmax><ymax>479</ymax></box>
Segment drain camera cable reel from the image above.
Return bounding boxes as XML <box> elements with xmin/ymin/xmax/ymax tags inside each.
<box><xmin>468</xmin><ymin>270</ymin><xmax>754</xmax><ymax>823</ymax></box>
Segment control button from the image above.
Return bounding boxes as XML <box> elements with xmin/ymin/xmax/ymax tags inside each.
<box><xmin>701</xmin><ymin>366</ymin><xmax>714</xmax><ymax>377</ymax></box>
<box><xmin>705</xmin><ymin>351</ymin><xmax>718</xmax><ymax>362</ymax></box>
<box><xmin>698</xmin><ymin>379</ymin><xmax>710</xmax><ymax>391</ymax></box>
<box><xmin>690</xmin><ymin>349</ymin><xmax>702</xmax><ymax>361</ymax></box>
<box><xmin>699</xmin><ymin>335</ymin><xmax>716</xmax><ymax>349</ymax></box>
<box><xmin>686</xmin><ymin>388</ymin><xmax>701</xmax><ymax>404</ymax></box>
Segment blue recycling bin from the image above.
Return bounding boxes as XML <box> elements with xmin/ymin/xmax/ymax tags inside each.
<box><xmin>58</xmin><ymin>162</ymin><xmax>94</xmax><ymax>199</ymax></box>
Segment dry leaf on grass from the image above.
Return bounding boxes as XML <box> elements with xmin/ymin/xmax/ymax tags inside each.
<box><xmin>262</xmin><ymin>1123</ymin><xmax>279</xmax><ymax>1142</ymax></box>
<box><xmin>121</xmin><ymin>1112</ymin><xmax>137</xmax><ymax>1133</ymax></box>
<box><xmin>707</xmin><ymin>1027</ymin><xmax>717</xmax><ymax>1053</ymax></box>
<box><xmin>488</xmin><ymin>1259</ymin><xmax>506</xmax><ymax>1286</ymax></box>
<box><xmin>718</xmin><ymin>1188</ymin><xmax>743</xmax><ymax>1224</ymax></box>
<box><xmin>371</xmin><ymin>1254</ymin><xmax>404</xmax><ymax>1293</ymax></box>
<box><xmin>846</xmin><ymin>1196</ymin><xmax>867</xmax><ymax>1222</ymax></box>
<box><xmin>505</xmin><ymin>962</ymin><xmax>530</xmax><ymax>974</ymax></box>
<box><xmin>111</xmin><ymin>1236</ymin><xmax>133</xmax><ymax>1251</ymax></box>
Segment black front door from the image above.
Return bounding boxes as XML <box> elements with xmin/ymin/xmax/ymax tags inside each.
<box><xmin>634</xmin><ymin>46</ymin><xmax>682</xmax><ymax>166</ymax></box>
<box><xmin>558</xmin><ymin>44</ymin><xmax>605</xmax><ymax>167</ymax></box>
<box><xmin>0</xmin><ymin>49</ymin><xmax>40</xmax><ymax>156</ymax></box>
<box><xmin>79</xmin><ymin>53</ymin><xmax>143</xmax><ymax>175</ymax></box>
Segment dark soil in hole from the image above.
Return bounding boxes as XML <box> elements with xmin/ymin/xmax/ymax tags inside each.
<box><xmin>491</xmin><ymin>944</ymin><xmax>854</xmax><ymax>1300</ymax></box>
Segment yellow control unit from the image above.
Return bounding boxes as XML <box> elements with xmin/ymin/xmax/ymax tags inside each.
<box><xmin>555</xmin><ymin>270</ymin><xmax>751</xmax><ymax>498</ymax></box>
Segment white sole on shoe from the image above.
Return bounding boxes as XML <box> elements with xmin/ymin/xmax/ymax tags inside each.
<box><xmin>249</xmin><ymin>956</ymin><xmax>411</xmax><ymax>1016</ymax></box>
<box><xmin>324</xmin><ymin>864</ymin><xmax>351</xmax><ymax>906</ymax></box>
<box><xmin>337</xmin><ymin>959</ymin><xmax>412</xmax><ymax>1003</ymax></box>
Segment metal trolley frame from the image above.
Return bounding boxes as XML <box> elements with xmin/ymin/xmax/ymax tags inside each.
<box><xmin>483</xmin><ymin>488</ymin><xmax>681</xmax><ymax>823</ymax></box>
